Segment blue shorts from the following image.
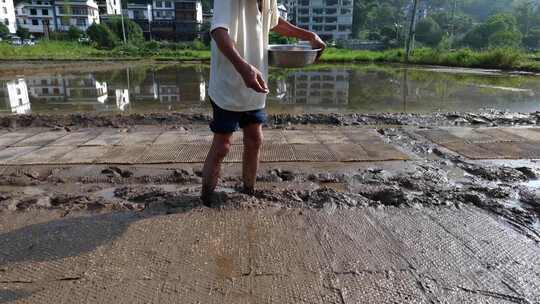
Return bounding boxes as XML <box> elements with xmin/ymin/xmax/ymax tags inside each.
<box><xmin>209</xmin><ymin>99</ymin><xmax>267</xmax><ymax>134</ymax></box>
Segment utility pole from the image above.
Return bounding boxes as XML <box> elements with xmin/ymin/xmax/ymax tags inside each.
<box><xmin>449</xmin><ymin>0</ymin><xmax>457</xmax><ymax>49</ymax></box>
<box><xmin>405</xmin><ymin>0</ymin><xmax>419</xmax><ymax>62</ymax></box>
<box><xmin>450</xmin><ymin>0</ymin><xmax>457</xmax><ymax>38</ymax></box>
<box><xmin>119</xmin><ymin>1</ymin><xmax>127</xmax><ymax>44</ymax></box>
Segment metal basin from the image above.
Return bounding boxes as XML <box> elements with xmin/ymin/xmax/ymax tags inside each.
<box><xmin>268</xmin><ymin>44</ymin><xmax>320</xmax><ymax>68</ymax></box>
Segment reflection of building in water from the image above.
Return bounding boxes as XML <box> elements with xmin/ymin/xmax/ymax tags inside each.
<box><xmin>285</xmin><ymin>70</ymin><xmax>349</xmax><ymax>106</ymax></box>
<box><xmin>0</xmin><ymin>78</ymin><xmax>31</xmax><ymax>114</ymax></box>
<box><xmin>115</xmin><ymin>89</ymin><xmax>130</xmax><ymax>111</ymax></box>
<box><xmin>132</xmin><ymin>67</ymin><xmax>206</xmax><ymax>105</ymax></box>
<box><xmin>27</xmin><ymin>74</ymin><xmax>109</xmax><ymax>110</ymax></box>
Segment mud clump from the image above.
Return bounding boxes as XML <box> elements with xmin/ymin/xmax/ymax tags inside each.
<box><xmin>357</xmin><ymin>186</ymin><xmax>407</xmax><ymax>206</ymax></box>
<box><xmin>102</xmin><ymin>166</ymin><xmax>134</xmax><ymax>178</ymax></box>
<box><xmin>457</xmin><ymin>162</ymin><xmax>528</xmax><ymax>182</ymax></box>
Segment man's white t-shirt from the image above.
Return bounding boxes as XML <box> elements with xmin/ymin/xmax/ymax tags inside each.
<box><xmin>209</xmin><ymin>0</ymin><xmax>279</xmax><ymax>112</ymax></box>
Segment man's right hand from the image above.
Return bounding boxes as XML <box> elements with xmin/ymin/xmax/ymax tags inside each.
<box><xmin>237</xmin><ymin>62</ymin><xmax>269</xmax><ymax>94</ymax></box>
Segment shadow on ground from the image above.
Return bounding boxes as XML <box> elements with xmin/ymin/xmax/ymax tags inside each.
<box><xmin>0</xmin><ymin>196</ymin><xmax>201</xmax><ymax>303</ymax></box>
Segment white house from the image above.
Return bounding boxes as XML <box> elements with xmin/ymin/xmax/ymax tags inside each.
<box><xmin>289</xmin><ymin>0</ymin><xmax>354</xmax><ymax>41</ymax></box>
<box><xmin>54</xmin><ymin>0</ymin><xmax>100</xmax><ymax>31</ymax></box>
<box><xmin>15</xmin><ymin>1</ymin><xmax>54</xmax><ymax>35</ymax></box>
<box><xmin>97</xmin><ymin>0</ymin><xmax>121</xmax><ymax>16</ymax></box>
<box><xmin>16</xmin><ymin>0</ymin><xmax>99</xmax><ymax>35</ymax></box>
<box><xmin>1</xmin><ymin>0</ymin><xmax>17</xmax><ymax>33</ymax></box>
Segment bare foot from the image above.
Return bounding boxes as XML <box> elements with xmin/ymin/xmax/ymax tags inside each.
<box><xmin>200</xmin><ymin>191</ymin><xmax>226</xmax><ymax>208</ymax></box>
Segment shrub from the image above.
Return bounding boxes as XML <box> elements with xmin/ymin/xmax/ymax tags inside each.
<box><xmin>16</xmin><ymin>27</ymin><xmax>31</xmax><ymax>39</ymax></box>
<box><xmin>488</xmin><ymin>30</ymin><xmax>522</xmax><ymax>48</ymax></box>
<box><xmin>105</xmin><ymin>17</ymin><xmax>144</xmax><ymax>44</ymax></box>
<box><xmin>49</xmin><ymin>31</ymin><xmax>68</xmax><ymax>40</ymax></box>
<box><xmin>0</xmin><ymin>23</ymin><xmax>9</xmax><ymax>40</ymax></box>
<box><xmin>415</xmin><ymin>17</ymin><xmax>443</xmax><ymax>47</ymax></box>
<box><xmin>86</xmin><ymin>23</ymin><xmax>118</xmax><ymax>49</ymax></box>
<box><xmin>67</xmin><ymin>26</ymin><xmax>84</xmax><ymax>41</ymax></box>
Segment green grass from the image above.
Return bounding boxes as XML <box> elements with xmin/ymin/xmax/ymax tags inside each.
<box><xmin>0</xmin><ymin>41</ymin><xmax>106</xmax><ymax>59</ymax></box>
<box><xmin>319</xmin><ymin>47</ymin><xmax>540</xmax><ymax>72</ymax></box>
<box><xmin>1</xmin><ymin>41</ymin><xmax>539</xmax><ymax>72</ymax></box>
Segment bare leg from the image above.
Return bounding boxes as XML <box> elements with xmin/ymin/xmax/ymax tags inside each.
<box><xmin>242</xmin><ymin>124</ymin><xmax>263</xmax><ymax>194</ymax></box>
<box><xmin>201</xmin><ymin>133</ymin><xmax>233</xmax><ymax>204</ymax></box>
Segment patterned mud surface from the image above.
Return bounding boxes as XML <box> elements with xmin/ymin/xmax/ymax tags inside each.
<box><xmin>0</xmin><ymin>123</ymin><xmax>539</xmax><ymax>303</ymax></box>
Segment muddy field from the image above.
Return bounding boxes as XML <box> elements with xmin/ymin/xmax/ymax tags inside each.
<box><xmin>0</xmin><ymin>120</ymin><xmax>538</xmax><ymax>243</ymax></box>
<box><xmin>0</xmin><ymin>112</ymin><xmax>539</xmax><ymax>303</ymax></box>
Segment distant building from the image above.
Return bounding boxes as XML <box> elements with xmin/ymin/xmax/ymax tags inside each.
<box><xmin>125</xmin><ymin>0</ymin><xmax>152</xmax><ymax>34</ymax></box>
<box><xmin>96</xmin><ymin>0</ymin><xmax>121</xmax><ymax>17</ymax></box>
<box><xmin>54</xmin><ymin>0</ymin><xmax>100</xmax><ymax>31</ymax></box>
<box><xmin>16</xmin><ymin>0</ymin><xmax>99</xmax><ymax>35</ymax></box>
<box><xmin>125</xmin><ymin>0</ymin><xmax>202</xmax><ymax>41</ymax></box>
<box><xmin>289</xmin><ymin>0</ymin><xmax>354</xmax><ymax>41</ymax></box>
<box><xmin>0</xmin><ymin>78</ymin><xmax>31</xmax><ymax>114</ymax></box>
<box><xmin>277</xmin><ymin>3</ymin><xmax>287</xmax><ymax>20</ymax></box>
<box><xmin>0</xmin><ymin>0</ymin><xmax>16</xmax><ymax>33</ymax></box>
<box><xmin>15</xmin><ymin>1</ymin><xmax>54</xmax><ymax>36</ymax></box>
<box><xmin>174</xmin><ymin>0</ymin><xmax>202</xmax><ymax>41</ymax></box>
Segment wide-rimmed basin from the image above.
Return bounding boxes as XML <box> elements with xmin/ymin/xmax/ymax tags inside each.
<box><xmin>268</xmin><ymin>44</ymin><xmax>320</xmax><ymax>68</ymax></box>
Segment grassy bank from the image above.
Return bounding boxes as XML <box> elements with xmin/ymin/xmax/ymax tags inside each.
<box><xmin>322</xmin><ymin>48</ymin><xmax>540</xmax><ymax>72</ymax></box>
<box><xmin>1</xmin><ymin>41</ymin><xmax>539</xmax><ymax>72</ymax></box>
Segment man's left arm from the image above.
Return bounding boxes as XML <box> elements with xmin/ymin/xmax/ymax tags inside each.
<box><xmin>271</xmin><ymin>17</ymin><xmax>326</xmax><ymax>60</ymax></box>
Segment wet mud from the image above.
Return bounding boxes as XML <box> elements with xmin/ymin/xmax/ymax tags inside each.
<box><xmin>1</xmin><ymin>157</ymin><xmax>538</xmax><ymax>242</ymax></box>
<box><xmin>0</xmin><ymin>110</ymin><xmax>538</xmax><ymax>129</ymax></box>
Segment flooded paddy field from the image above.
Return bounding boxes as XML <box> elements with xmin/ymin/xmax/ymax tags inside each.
<box><xmin>0</xmin><ymin>63</ymin><xmax>539</xmax><ymax>116</ymax></box>
<box><xmin>0</xmin><ymin>62</ymin><xmax>539</xmax><ymax>303</ymax></box>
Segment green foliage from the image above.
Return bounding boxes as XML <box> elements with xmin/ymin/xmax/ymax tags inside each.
<box><xmin>461</xmin><ymin>13</ymin><xmax>521</xmax><ymax>49</ymax></box>
<box><xmin>16</xmin><ymin>27</ymin><xmax>31</xmax><ymax>39</ymax></box>
<box><xmin>488</xmin><ymin>30</ymin><xmax>522</xmax><ymax>48</ymax></box>
<box><xmin>416</xmin><ymin>17</ymin><xmax>443</xmax><ymax>47</ymax></box>
<box><xmin>0</xmin><ymin>23</ymin><xmax>9</xmax><ymax>40</ymax></box>
<box><xmin>0</xmin><ymin>41</ymin><xmax>106</xmax><ymax>59</ymax></box>
<box><xmin>105</xmin><ymin>17</ymin><xmax>144</xmax><ymax>44</ymax></box>
<box><xmin>49</xmin><ymin>31</ymin><xmax>68</xmax><ymax>40</ymax></box>
<box><xmin>86</xmin><ymin>23</ymin><xmax>118</xmax><ymax>49</ymax></box>
<box><xmin>269</xmin><ymin>32</ymin><xmax>297</xmax><ymax>45</ymax></box>
<box><xmin>431</xmin><ymin>11</ymin><xmax>474</xmax><ymax>36</ymax></box>
<box><xmin>67</xmin><ymin>26</ymin><xmax>84</xmax><ymax>41</ymax></box>
<box><xmin>523</xmin><ymin>27</ymin><xmax>540</xmax><ymax>49</ymax></box>
<box><xmin>201</xmin><ymin>0</ymin><xmax>213</xmax><ymax>12</ymax></box>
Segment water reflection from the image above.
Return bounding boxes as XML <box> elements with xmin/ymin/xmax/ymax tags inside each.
<box><xmin>0</xmin><ymin>64</ymin><xmax>539</xmax><ymax>115</ymax></box>
<box><xmin>0</xmin><ymin>77</ymin><xmax>31</xmax><ymax>114</ymax></box>
<box><xmin>274</xmin><ymin>70</ymin><xmax>349</xmax><ymax>106</ymax></box>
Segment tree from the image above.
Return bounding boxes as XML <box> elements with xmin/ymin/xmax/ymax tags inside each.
<box><xmin>488</xmin><ymin>30</ymin><xmax>522</xmax><ymax>47</ymax></box>
<box><xmin>201</xmin><ymin>0</ymin><xmax>213</xmax><ymax>12</ymax></box>
<box><xmin>431</xmin><ymin>11</ymin><xmax>474</xmax><ymax>36</ymax></box>
<box><xmin>105</xmin><ymin>17</ymin><xmax>144</xmax><ymax>44</ymax></box>
<box><xmin>461</xmin><ymin>13</ymin><xmax>521</xmax><ymax>49</ymax></box>
<box><xmin>86</xmin><ymin>23</ymin><xmax>118</xmax><ymax>49</ymax></box>
<box><xmin>67</xmin><ymin>26</ymin><xmax>83</xmax><ymax>41</ymax></box>
<box><xmin>0</xmin><ymin>23</ymin><xmax>9</xmax><ymax>40</ymax></box>
<box><xmin>416</xmin><ymin>17</ymin><xmax>444</xmax><ymax>46</ymax></box>
<box><xmin>513</xmin><ymin>0</ymin><xmax>537</xmax><ymax>35</ymax></box>
<box><xmin>16</xmin><ymin>27</ymin><xmax>31</xmax><ymax>39</ymax></box>
<box><xmin>522</xmin><ymin>26</ymin><xmax>540</xmax><ymax>49</ymax></box>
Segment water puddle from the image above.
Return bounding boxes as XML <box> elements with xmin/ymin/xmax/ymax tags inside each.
<box><xmin>1</xmin><ymin>63</ymin><xmax>539</xmax><ymax>115</ymax></box>
<box><xmin>526</xmin><ymin>179</ymin><xmax>540</xmax><ymax>189</ymax></box>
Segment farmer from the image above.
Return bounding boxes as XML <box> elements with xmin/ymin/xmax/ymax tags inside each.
<box><xmin>201</xmin><ymin>0</ymin><xmax>326</xmax><ymax>205</ymax></box>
